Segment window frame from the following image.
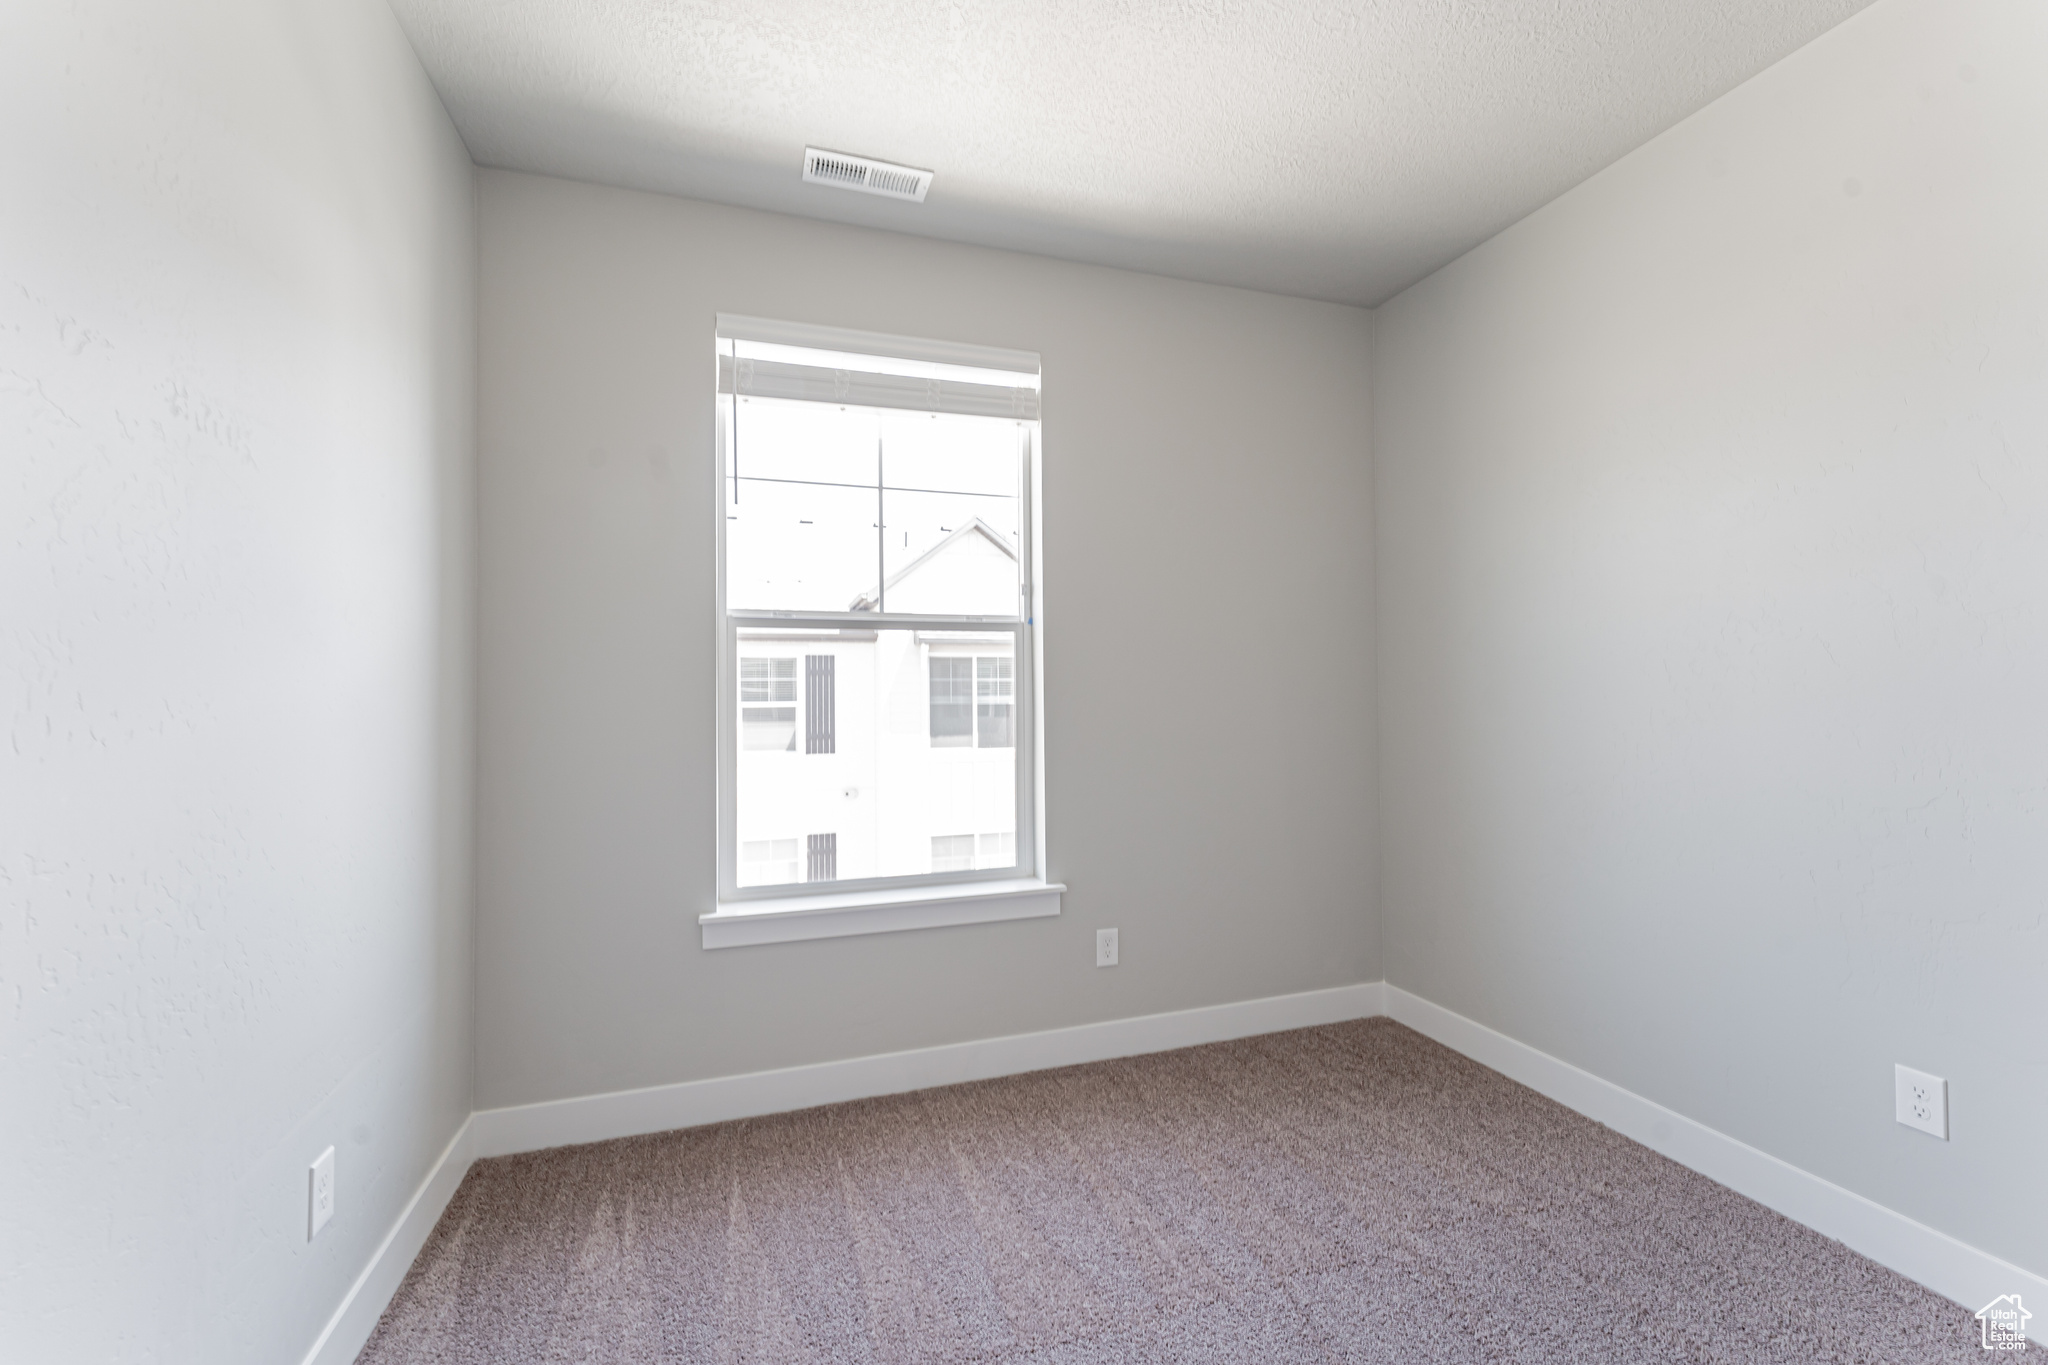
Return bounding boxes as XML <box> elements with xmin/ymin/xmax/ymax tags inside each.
<box><xmin>738</xmin><ymin>655</ymin><xmax>799</xmax><ymax>752</ymax></box>
<box><xmin>711</xmin><ymin>318</ymin><xmax>1044</xmax><ymax>912</ymax></box>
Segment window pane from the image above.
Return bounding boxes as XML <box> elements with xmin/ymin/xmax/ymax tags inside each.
<box><xmin>742</xmin><ymin>706</ymin><xmax>796</xmax><ymax>751</ymax></box>
<box><xmin>741</xmin><ymin>838</ymin><xmax>799</xmax><ymax>887</ymax></box>
<box><xmin>878</xmin><ymin>412</ymin><xmax>1021</xmax><ymax>616</ymax></box>
<box><xmin>741</xmin><ymin>657</ymin><xmax>796</xmax><ymax>703</ymax></box>
<box><xmin>974</xmin><ymin>655</ymin><xmax>1014</xmax><ymax>748</ymax></box>
<box><xmin>931</xmin><ymin>834</ymin><xmax>974</xmax><ymax>873</ymax></box>
<box><xmin>727</xmin><ymin>398</ymin><xmax>881</xmax><ymax>612</ymax></box>
<box><xmin>738</xmin><ymin>629</ymin><xmax>1015</xmax><ymax>883</ymax></box>
<box><xmin>977</xmin><ymin>831</ymin><xmax>1016</xmax><ymax>870</ymax></box>
<box><xmin>976</xmin><ymin>702</ymin><xmax>1013</xmax><ymax>749</ymax></box>
<box><xmin>929</xmin><ymin>657</ymin><xmax>973</xmax><ymax>746</ymax></box>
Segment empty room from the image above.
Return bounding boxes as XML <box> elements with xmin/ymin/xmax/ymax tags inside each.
<box><xmin>6</xmin><ymin>0</ymin><xmax>2044</xmax><ymax>1360</ymax></box>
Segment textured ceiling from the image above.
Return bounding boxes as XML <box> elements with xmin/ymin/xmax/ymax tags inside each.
<box><xmin>389</xmin><ymin>0</ymin><xmax>1875</xmax><ymax>306</ymax></box>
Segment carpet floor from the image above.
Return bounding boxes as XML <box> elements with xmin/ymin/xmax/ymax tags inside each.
<box><xmin>357</xmin><ymin>1019</ymin><xmax>1981</xmax><ymax>1363</ymax></box>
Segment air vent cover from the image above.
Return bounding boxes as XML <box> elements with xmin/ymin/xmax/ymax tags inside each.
<box><xmin>803</xmin><ymin>148</ymin><xmax>933</xmax><ymax>203</ymax></box>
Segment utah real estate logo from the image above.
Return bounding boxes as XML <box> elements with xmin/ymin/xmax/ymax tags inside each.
<box><xmin>1978</xmin><ymin>1295</ymin><xmax>2031</xmax><ymax>1352</ymax></box>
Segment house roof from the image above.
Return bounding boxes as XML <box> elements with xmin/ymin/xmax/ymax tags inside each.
<box><xmin>848</xmin><ymin>517</ymin><xmax>1016</xmax><ymax>613</ymax></box>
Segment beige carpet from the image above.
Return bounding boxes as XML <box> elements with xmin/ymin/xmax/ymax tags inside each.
<box><xmin>357</xmin><ymin>1019</ymin><xmax>1981</xmax><ymax>1363</ymax></box>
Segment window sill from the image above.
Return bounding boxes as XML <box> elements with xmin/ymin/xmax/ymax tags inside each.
<box><xmin>701</xmin><ymin>878</ymin><xmax>1063</xmax><ymax>950</ymax></box>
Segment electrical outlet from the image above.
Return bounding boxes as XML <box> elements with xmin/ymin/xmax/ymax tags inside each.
<box><xmin>1096</xmin><ymin>928</ymin><xmax>1118</xmax><ymax>967</ymax></box>
<box><xmin>1894</xmin><ymin>1065</ymin><xmax>1947</xmax><ymax>1140</ymax></box>
<box><xmin>309</xmin><ymin>1147</ymin><xmax>336</xmax><ymax>1240</ymax></box>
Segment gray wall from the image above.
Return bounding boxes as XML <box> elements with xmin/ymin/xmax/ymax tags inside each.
<box><xmin>475</xmin><ymin>169</ymin><xmax>1378</xmax><ymax>1110</ymax></box>
<box><xmin>1374</xmin><ymin>0</ymin><xmax>2046</xmax><ymax>1279</ymax></box>
<box><xmin>0</xmin><ymin>0</ymin><xmax>477</xmax><ymax>1361</ymax></box>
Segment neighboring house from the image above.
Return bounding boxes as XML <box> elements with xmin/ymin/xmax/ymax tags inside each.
<box><xmin>847</xmin><ymin>518</ymin><xmax>1020</xmax><ymax>615</ymax></box>
<box><xmin>1978</xmin><ymin>1295</ymin><xmax>2031</xmax><ymax>1350</ymax></box>
<box><xmin>737</xmin><ymin>520</ymin><xmax>1020</xmax><ymax>886</ymax></box>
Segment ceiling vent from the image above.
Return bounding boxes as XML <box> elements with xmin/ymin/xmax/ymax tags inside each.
<box><xmin>803</xmin><ymin>148</ymin><xmax>933</xmax><ymax>203</ymax></box>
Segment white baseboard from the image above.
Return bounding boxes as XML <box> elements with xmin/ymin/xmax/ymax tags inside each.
<box><xmin>471</xmin><ymin>980</ymin><xmax>1387</xmax><ymax>1158</ymax></box>
<box><xmin>299</xmin><ymin>1116</ymin><xmax>475</xmax><ymax>1365</ymax></box>
<box><xmin>1384</xmin><ymin>984</ymin><xmax>2047</xmax><ymax>1343</ymax></box>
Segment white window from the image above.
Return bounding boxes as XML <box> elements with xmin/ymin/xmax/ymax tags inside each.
<box><xmin>741</xmin><ymin>838</ymin><xmax>799</xmax><ymax>886</ymax></box>
<box><xmin>929</xmin><ymin>654</ymin><xmax>1011</xmax><ymax>748</ymax></box>
<box><xmin>931</xmin><ymin>831</ymin><xmax>1016</xmax><ymax>874</ymax></box>
<box><xmin>740</xmin><ymin>657</ymin><xmax>797</xmax><ymax>751</ymax></box>
<box><xmin>930</xmin><ymin>834</ymin><xmax>975</xmax><ymax>873</ymax></box>
<box><xmin>977</xmin><ymin>657</ymin><xmax>1013</xmax><ymax>748</ymax></box>
<box><xmin>929</xmin><ymin>658</ymin><xmax>973</xmax><ymax>747</ymax></box>
<box><xmin>716</xmin><ymin>316</ymin><xmax>1041</xmax><ymax>905</ymax></box>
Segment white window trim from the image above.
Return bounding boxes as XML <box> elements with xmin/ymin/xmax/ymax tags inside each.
<box><xmin>709</xmin><ymin>315</ymin><xmax>1055</xmax><ymax>946</ymax></box>
<box><xmin>699</xmin><ymin>877</ymin><xmax>1065</xmax><ymax>950</ymax></box>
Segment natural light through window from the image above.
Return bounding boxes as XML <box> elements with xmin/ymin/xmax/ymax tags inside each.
<box><xmin>716</xmin><ymin>317</ymin><xmax>1040</xmax><ymax>903</ymax></box>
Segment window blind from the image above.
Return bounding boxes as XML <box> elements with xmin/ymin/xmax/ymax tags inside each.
<box><xmin>717</xmin><ymin>314</ymin><xmax>1039</xmax><ymax>420</ymax></box>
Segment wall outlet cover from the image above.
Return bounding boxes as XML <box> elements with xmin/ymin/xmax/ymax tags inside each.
<box><xmin>309</xmin><ymin>1146</ymin><xmax>336</xmax><ymax>1240</ymax></box>
<box><xmin>1894</xmin><ymin>1064</ymin><xmax>1947</xmax><ymax>1140</ymax></box>
<box><xmin>1096</xmin><ymin>928</ymin><xmax>1118</xmax><ymax>968</ymax></box>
